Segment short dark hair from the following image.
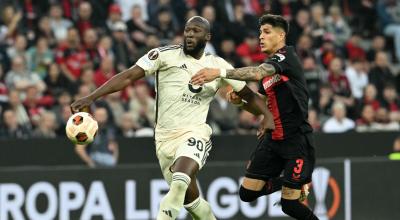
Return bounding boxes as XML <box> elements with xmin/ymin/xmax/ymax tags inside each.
<box><xmin>259</xmin><ymin>14</ymin><xmax>289</xmax><ymax>34</ymax></box>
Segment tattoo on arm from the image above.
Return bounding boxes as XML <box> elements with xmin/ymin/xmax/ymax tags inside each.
<box><xmin>226</xmin><ymin>63</ymin><xmax>276</xmax><ymax>81</ymax></box>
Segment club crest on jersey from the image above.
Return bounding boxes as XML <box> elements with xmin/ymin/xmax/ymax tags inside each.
<box><xmin>148</xmin><ymin>49</ymin><xmax>159</xmax><ymax>60</ymax></box>
<box><xmin>273</xmin><ymin>53</ymin><xmax>285</xmax><ymax>62</ymax></box>
<box><xmin>188</xmin><ymin>83</ymin><xmax>203</xmax><ymax>93</ymax></box>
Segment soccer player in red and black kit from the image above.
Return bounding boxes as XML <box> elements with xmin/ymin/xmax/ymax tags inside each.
<box><xmin>191</xmin><ymin>14</ymin><xmax>318</xmax><ymax>220</ymax></box>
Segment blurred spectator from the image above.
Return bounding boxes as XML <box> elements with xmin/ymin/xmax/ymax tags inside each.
<box><xmin>357</xmin><ymin>84</ymin><xmax>381</xmax><ymax>117</ymax></box>
<box><xmin>356</xmin><ymin>104</ymin><xmax>376</xmax><ymax>132</ymax></box>
<box><xmin>76</xmin><ymin>1</ymin><xmax>100</xmax><ymax>36</ymax></box>
<box><xmin>126</xmin><ymin>4</ymin><xmax>156</xmax><ymax>48</ymax></box>
<box><xmin>36</xmin><ymin>16</ymin><xmax>57</xmax><ymax>48</ymax></box>
<box><xmin>23</xmin><ymin>85</ymin><xmax>54</xmax><ymax>127</ymax></box>
<box><xmin>83</xmin><ymin>28</ymin><xmax>100</xmax><ymax>69</ymax></box>
<box><xmin>316</xmin><ymin>36</ymin><xmax>340</xmax><ymax>68</ymax></box>
<box><xmin>97</xmin><ymin>35</ymin><xmax>115</xmax><ymax>60</ymax></box>
<box><xmin>32</xmin><ymin>111</ymin><xmax>57</xmax><ymax>138</ymax></box>
<box><xmin>118</xmin><ymin>112</ymin><xmax>137</xmax><ymax>137</ymax></box>
<box><xmin>389</xmin><ymin>136</ymin><xmax>400</xmax><ymax>160</ymax></box>
<box><xmin>309</xmin><ymin>3</ymin><xmax>326</xmax><ymax>48</ymax></box>
<box><xmin>366</xmin><ymin>35</ymin><xmax>386</xmax><ymax>62</ymax></box>
<box><xmin>106</xmin><ymin>4</ymin><xmax>123</xmax><ymax>32</ymax></box>
<box><xmin>236</xmin><ymin>110</ymin><xmax>259</xmax><ymax>135</ymax></box>
<box><xmin>287</xmin><ymin>9</ymin><xmax>311</xmax><ymax>46</ymax></box>
<box><xmin>44</xmin><ymin>63</ymin><xmax>74</xmax><ymax>96</ymax></box>
<box><xmin>55</xmin><ymin>104</ymin><xmax>72</xmax><ymax>136</ymax></box>
<box><xmin>56</xmin><ymin>27</ymin><xmax>89</xmax><ymax>82</ymax></box>
<box><xmin>94</xmin><ymin>56</ymin><xmax>115</xmax><ymax>87</ymax></box>
<box><xmin>373</xmin><ymin>107</ymin><xmax>400</xmax><ymax>131</ymax></box>
<box><xmin>219</xmin><ymin>38</ymin><xmax>243</xmax><ymax>67</ymax></box>
<box><xmin>49</xmin><ymin>3</ymin><xmax>73</xmax><ymax>42</ymax></box>
<box><xmin>322</xmin><ymin>101</ymin><xmax>355</xmax><ymax>133</ymax></box>
<box><xmin>380</xmin><ymin>84</ymin><xmax>400</xmax><ymax>113</ymax></box>
<box><xmin>368</xmin><ymin>51</ymin><xmax>395</xmax><ymax>98</ymax></box>
<box><xmin>105</xmin><ymin>91</ymin><xmax>126</xmax><ymax>126</ymax></box>
<box><xmin>5</xmin><ymin>56</ymin><xmax>46</xmax><ymax>96</ymax></box>
<box><xmin>79</xmin><ymin>68</ymin><xmax>96</xmax><ymax>92</ymax></box>
<box><xmin>327</xmin><ymin>57</ymin><xmax>354</xmax><ymax>108</ymax></box>
<box><xmin>236</xmin><ymin>32</ymin><xmax>267</xmax><ymax>66</ymax></box>
<box><xmin>325</xmin><ymin>5</ymin><xmax>351</xmax><ymax>47</ymax></box>
<box><xmin>116</xmin><ymin>0</ymin><xmax>148</xmax><ymax>22</ymax></box>
<box><xmin>345</xmin><ymin>33</ymin><xmax>366</xmax><ymax>61</ymax></box>
<box><xmin>111</xmin><ymin>21</ymin><xmax>136</xmax><ymax>72</ymax></box>
<box><xmin>137</xmin><ymin>34</ymin><xmax>161</xmax><ymax>58</ymax></box>
<box><xmin>128</xmin><ymin>82</ymin><xmax>155</xmax><ymax>129</ymax></box>
<box><xmin>377</xmin><ymin>0</ymin><xmax>400</xmax><ymax>62</ymax></box>
<box><xmin>296</xmin><ymin>34</ymin><xmax>313</xmax><ymax>59</ymax></box>
<box><xmin>227</xmin><ymin>3</ymin><xmax>258</xmax><ymax>45</ymax></box>
<box><xmin>201</xmin><ymin>5</ymin><xmax>225</xmax><ymax>48</ymax></box>
<box><xmin>154</xmin><ymin>7</ymin><xmax>179</xmax><ymax>46</ymax></box>
<box><xmin>350</xmin><ymin>0</ymin><xmax>377</xmax><ymax>38</ymax></box>
<box><xmin>345</xmin><ymin>59</ymin><xmax>368</xmax><ymax>99</ymax></box>
<box><xmin>25</xmin><ymin>37</ymin><xmax>53</xmax><ymax>78</ymax></box>
<box><xmin>303</xmin><ymin>56</ymin><xmax>326</xmax><ymax>106</ymax></box>
<box><xmin>5</xmin><ymin>90</ymin><xmax>31</xmax><ymax>128</ymax></box>
<box><xmin>0</xmin><ymin>5</ymin><xmax>22</xmax><ymax>43</ymax></box>
<box><xmin>75</xmin><ymin>107</ymin><xmax>119</xmax><ymax>167</ymax></box>
<box><xmin>308</xmin><ymin>108</ymin><xmax>321</xmax><ymax>132</ymax></box>
<box><xmin>6</xmin><ymin>34</ymin><xmax>27</xmax><ymax>60</ymax></box>
<box><xmin>0</xmin><ymin>109</ymin><xmax>31</xmax><ymax>139</ymax></box>
<box><xmin>317</xmin><ymin>84</ymin><xmax>334</xmax><ymax>121</ymax></box>
<box><xmin>208</xmin><ymin>86</ymin><xmax>240</xmax><ymax>135</ymax></box>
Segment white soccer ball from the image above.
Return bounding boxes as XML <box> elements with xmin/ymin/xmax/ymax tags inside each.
<box><xmin>65</xmin><ymin>112</ymin><xmax>98</xmax><ymax>145</ymax></box>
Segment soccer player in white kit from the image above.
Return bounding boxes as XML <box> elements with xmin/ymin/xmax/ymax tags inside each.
<box><xmin>71</xmin><ymin>16</ymin><xmax>273</xmax><ymax>220</ymax></box>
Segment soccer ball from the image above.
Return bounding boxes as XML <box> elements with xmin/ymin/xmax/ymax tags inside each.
<box><xmin>65</xmin><ymin>112</ymin><xmax>98</xmax><ymax>145</ymax></box>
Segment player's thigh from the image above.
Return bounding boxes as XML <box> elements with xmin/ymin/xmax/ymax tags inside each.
<box><xmin>281</xmin><ymin>133</ymin><xmax>316</xmax><ymax>189</ymax></box>
<box><xmin>173</xmin><ymin>135</ymin><xmax>212</xmax><ymax>171</ymax></box>
<box><xmin>241</xmin><ymin>177</ymin><xmax>267</xmax><ymax>191</ymax></box>
<box><xmin>245</xmin><ymin>136</ymin><xmax>285</xmax><ymax>183</ymax></box>
<box><xmin>156</xmin><ymin>139</ymin><xmax>180</xmax><ymax>185</ymax></box>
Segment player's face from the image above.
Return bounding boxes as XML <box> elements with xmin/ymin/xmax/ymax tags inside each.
<box><xmin>183</xmin><ymin>22</ymin><xmax>210</xmax><ymax>55</ymax></box>
<box><xmin>259</xmin><ymin>24</ymin><xmax>285</xmax><ymax>54</ymax></box>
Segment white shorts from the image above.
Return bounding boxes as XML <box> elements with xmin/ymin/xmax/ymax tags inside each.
<box><xmin>156</xmin><ymin>132</ymin><xmax>212</xmax><ymax>184</ymax></box>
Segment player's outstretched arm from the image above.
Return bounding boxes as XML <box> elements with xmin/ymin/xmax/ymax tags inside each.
<box><xmin>191</xmin><ymin>63</ymin><xmax>276</xmax><ymax>85</ymax></box>
<box><xmin>71</xmin><ymin>65</ymin><xmax>145</xmax><ymax>112</ymax></box>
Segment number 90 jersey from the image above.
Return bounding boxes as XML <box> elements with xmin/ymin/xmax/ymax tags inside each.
<box><xmin>136</xmin><ymin>45</ymin><xmax>245</xmax><ymax>141</ymax></box>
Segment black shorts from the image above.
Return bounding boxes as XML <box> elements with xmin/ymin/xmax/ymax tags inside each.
<box><xmin>245</xmin><ymin>132</ymin><xmax>316</xmax><ymax>189</ymax></box>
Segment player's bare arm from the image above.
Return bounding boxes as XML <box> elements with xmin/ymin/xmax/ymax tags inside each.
<box><xmin>71</xmin><ymin>65</ymin><xmax>145</xmax><ymax>112</ymax></box>
<box><xmin>191</xmin><ymin>63</ymin><xmax>276</xmax><ymax>85</ymax></box>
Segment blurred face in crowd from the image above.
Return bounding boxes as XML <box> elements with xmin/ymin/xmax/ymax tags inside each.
<box><xmin>67</xmin><ymin>28</ymin><xmax>80</xmax><ymax>48</ymax></box>
<box><xmin>234</xmin><ymin>4</ymin><xmax>244</xmax><ymax>21</ymax></box>
<box><xmin>37</xmin><ymin>37</ymin><xmax>49</xmax><ymax>53</ymax></box>
<box><xmin>58</xmin><ymin>92</ymin><xmax>72</xmax><ymax>106</ymax></box>
<box><xmin>361</xmin><ymin>105</ymin><xmax>375</xmax><ymax>123</ymax></box>
<box><xmin>99</xmin><ymin>36</ymin><xmax>112</xmax><ymax>49</ymax></box>
<box><xmin>8</xmin><ymin>90</ymin><xmax>21</xmax><ymax>107</ymax></box>
<box><xmin>372</xmin><ymin>36</ymin><xmax>385</xmax><ymax>50</ymax></box>
<box><xmin>146</xmin><ymin>34</ymin><xmax>161</xmax><ymax>48</ymax></box>
<box><xmin>246</xmin><ymin>34</ymin><xmax>259</xmax><ymax>50</ymax></box>
<box><xmin>3</xmin><ymin>110</ymin><xmax>18</xmax><ymax>128</ymax></box>
<box><xmin>131</xmin><ymin>5</ymin><xmax>142</xmax><ymax>20</ymax></box>
<box><xmin>12</xmin><ymin>56</ymin><xmax>26</xmax><ymax>73</ymax></box>
<box><xmin>41</xmin><ymin>112</ymin><xmax>56</xmax><ymax>130</ymax></box>
<box><xmin>39</xmin><ymin>16</ymin><xmax>51</xmax><ymax>33</ymax></box>
<box><xmin>100</xmin><ymin>56</ymin><xmax>114</xmax><ymax>73</ymax></box>
<box><xmin>221</xmin><ymin>39</ymin><xmax>235</xmax><ymax>54</ymax></box>
<box><xmin>83</xmin><ymin>29</ymin><xmax>98</xmax><ymax>47</ymax></box>
<box><xmin>2</xmin><ymin>6</ymin><xmax>15</xmax><ymax>24</ymax></box>
<box><xmin>201</xmin><ymin>6</ymin><xmax>215</xmax><ymax>23</ymax></box>
<box><xmin>50</xmin><ymin>5</ymin><xmax>63</xmax><ymax>19</ymax></box>
<box><xmin>134</xmin><ymin>83</ymin><xmax>150</xmax><ymax>103</ymax></box>
<box><xmin>375</xmin><ymin>108</ymin><xmax>389</xmax><ymax>123</ymax></box>
<box><xmin>94</xmin><ymin>108</ymin><xmax>108</xmax><ymax>125</ymax></box>
<box><xmin>183</xmin><ymin>17</ymin><xmax>211</xmax><ymax>57</ymax></box>
<box><xmin>329</xmin><ymin>57</ymin><xmax>342</xmax><ymax>74</ymax></box>
<box><xmin>364</xmin><ymin>84</ymin><xmax>377</xmax><ymax>101</ymax></box>
<box><xmin>48</xmin><ymin>63</ymin><xmax>60</xmax><ymax>79</ymax></box>
<box><xmin>375</xmin><ymin>51</ymin><xmax>389</xmax><ymax>67</ymax></box>
<box><xmin>297</xmin><ymin>34</ymin><xmax>312</xmax><ymax>50</ymax></box>
<box><xmin>158</xmin><ymin>10</ymin><xmax>172</xmax><ymax>25</ymax></box>
<box><xmin>332</xmin><ymin>102</ymin><xmax>346</xmax><ymax>121</ymax></box>
<box><xmin>383</xmin><ymin>86</ymin><xmax>397</xmax><ymax>101</ymax></box>
<box><xmin>79</xmin><ymin>2</ymin><xmax>92</xmax><ymax>20</ymax></box>
<box><xmin>120</xmin><ymin>113</ymin><xmax>136</xmax><ymax>131</ymax></box>
<box><xmin>15</xmin><ymin>35</ymin><xmax>27</xmax><ymax>51</ymax></box>
<box><xmin>311</xmin><ymin>4</ymin><xmax>324</xmax><ymax>22</ymax></box>
<box><xmin>329</xmin><ymin>6</ymin><xmax>341</xmax><ymax>21</ymax></box>
<box><xmin>259</xmin><ymin>23</ymin><xmax>286</xmax><ymax>54</ymax></box>
<box><xmin>80</xmin><ymin>69</ymin><xmax>94</xmax><ymax>85</ymax></box>
<box><xmin>296</xmin><ymin>9</ymin><xmax>310</xmax><ymax>28</ymax></box>
<box><xmin>303</xmin><ymin>57</ymin><xmax>316</xmax><ymax>71</ymax></box>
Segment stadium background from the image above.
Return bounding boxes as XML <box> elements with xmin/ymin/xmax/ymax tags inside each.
<box><xmin>0</xmin><ymin>0</ymin><xmax>399</xmax><ymax>219</ymax></box>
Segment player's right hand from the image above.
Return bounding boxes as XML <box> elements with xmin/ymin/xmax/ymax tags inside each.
<box><xmin>226</xmin><ymin>90</ymin><xmax>242</xmax><ymax>105</ymax></box>
<box><xmin>70</xmin><ymin>96</ymin><xmax>93</xmax><ymax>113</ymax></box>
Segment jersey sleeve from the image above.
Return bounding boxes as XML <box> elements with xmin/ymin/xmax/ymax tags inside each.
<box><xmin>135</xmin><ymin>48</ymin><xmax>163</xmax><ymax>76</ymax></box>
<box><xmin>265</xmin><ymin>52</ymin><xmax>291</xmax><ymax>75</ymax></box>
<box><xmin>218</xmin><ymin>58</ymin><xmax>246</xmax><ymax>92</ymax></box>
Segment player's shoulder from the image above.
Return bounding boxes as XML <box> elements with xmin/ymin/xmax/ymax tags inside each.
<box><xmin>145</xmin><ymin>44</ymin><xmax>183</xmax><ymax>61</ymax></box>
<box><xmin>206</xmin><ymin>53</ymin><xmax>231</xmax><ymax>65</ymax></box>
<box><xmin>157</xmin><ymin>44</ymin><xmax>183</xmax><ymax>53</ymax></box>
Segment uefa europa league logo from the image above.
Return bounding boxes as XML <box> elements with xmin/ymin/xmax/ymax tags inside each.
<box><xmin>312</xmin><ymin>167</ymin><xmax>330</xmax><ymax>220</ymax></box>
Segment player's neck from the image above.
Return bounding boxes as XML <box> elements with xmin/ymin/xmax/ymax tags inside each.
<box><xmin>270</xmin><ymin>43</ymin><xmax>286</xmax><ymax>56</ymax></box>
<box><xmin>185</xmin><ymin>48</ymin><xmax>205</xmax><ymax>60</ymax></box>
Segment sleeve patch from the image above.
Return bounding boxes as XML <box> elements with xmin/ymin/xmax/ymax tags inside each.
<box><xmin>272</xmin><ymin>53</ymin><xmax>286</xmax><ymax>62</ymax></box>
<box><xmin>148</xmin><ymin>49</ymin><xmax>159</xmax><ymax>60</ymax></box>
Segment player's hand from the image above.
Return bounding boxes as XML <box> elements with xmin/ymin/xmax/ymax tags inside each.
<box><xmin>191</xmin><ymin>68</ymin><xmax>220</xmax><ymax>85</ymax></box>
<box><xmin>257</xmin><ymin>112</ymin><xmax>275</xmax><ymax>139</ymax></box>
<box><xmin>70</xmin><ymin>96</ymin><xmax>94</xmax><ymax>113</ymax></box>
<box><xmin>227</xmin><ymin>90</ymin><xmax>242</xmax><ymax>105</ymax></box>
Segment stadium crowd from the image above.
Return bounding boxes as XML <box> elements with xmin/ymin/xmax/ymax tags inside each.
<box><xmin>0</xmin><ymin>0</ymin><xmax>400</xmax><ymax>139</ymax></box>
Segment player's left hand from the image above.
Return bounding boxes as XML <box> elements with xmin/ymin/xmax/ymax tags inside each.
<box><xmin>191</xmin><ymin>68</ymin><xmax>220</xmax><ymax>85</ymax></box>
<box><xmin>257</xmin><ymin>112</ymin><xmax>275</xmax><ymax>139</ymax></box>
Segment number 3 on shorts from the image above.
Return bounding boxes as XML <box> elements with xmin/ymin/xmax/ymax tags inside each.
<box><xmin>187</xmin><ymin>137</ymin><xmax>204</xmax><ymax>151</ymax></box>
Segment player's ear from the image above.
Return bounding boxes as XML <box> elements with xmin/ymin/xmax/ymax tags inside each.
<box><xmin>205</xmin><ymin>33</ymin><xmax>211</xmax><ymax>41</ymax></box>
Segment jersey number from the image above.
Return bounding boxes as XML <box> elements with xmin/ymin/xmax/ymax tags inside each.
<box><xmin>187</xmin><ymin>137</ymin><xmax>204</xmax><ymax>151</ymax></box>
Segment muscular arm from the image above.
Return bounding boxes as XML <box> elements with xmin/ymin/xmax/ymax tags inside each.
<box><xmin>235</xmin><ymin>86</ymin><xmax>267</xmax><ymax>115</ymax></box>
<box><xmin>226</xmin><ymin>63</ymin><xmax>277</xmax><ymax>81</ymax></box>
<box><xmin>88</xmin><ymin>65</ymin><xmax>145</xmax><ymax>101</ymax></box>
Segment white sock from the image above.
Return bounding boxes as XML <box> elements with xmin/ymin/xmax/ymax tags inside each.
<box><xmin>184</xmin><ymin>197</ymin><xmax>216</xmax><ymax>220</ymax></box>
<box><xmin>157</xmin><ymin>172</ymin><xmax>191</xmax><ymax>220</ymax></box>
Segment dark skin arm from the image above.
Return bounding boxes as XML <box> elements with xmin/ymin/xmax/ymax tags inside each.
<box><xmin>71</xmin><ymin>65</ymin><xmax>145</xmax><ymax>112</ymax></box>
<box><xmin>234</xmin><ymin>86</ymin><xmax>275</xmax><ymax>139</ymax></box>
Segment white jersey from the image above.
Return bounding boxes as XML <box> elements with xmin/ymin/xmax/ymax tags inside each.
<box><xmin>136</xmin><ymin>45</ymin><xmax>245</xmax><ymax>141</ymax></box>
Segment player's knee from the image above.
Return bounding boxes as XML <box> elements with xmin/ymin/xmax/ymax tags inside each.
<box><xmin>239</xmin><ymin>185</ymin><xmax>263</xmax><ymax>202</ymax></box>
<box><xmin>280</xmin><ymin>198</ymin><xmax>298</xmax><ymax>216</ymax></box>
<box><xmin>171</xmin><ymin>172</ymin><xmax>191</xmax><ymax>192</ymax></box>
